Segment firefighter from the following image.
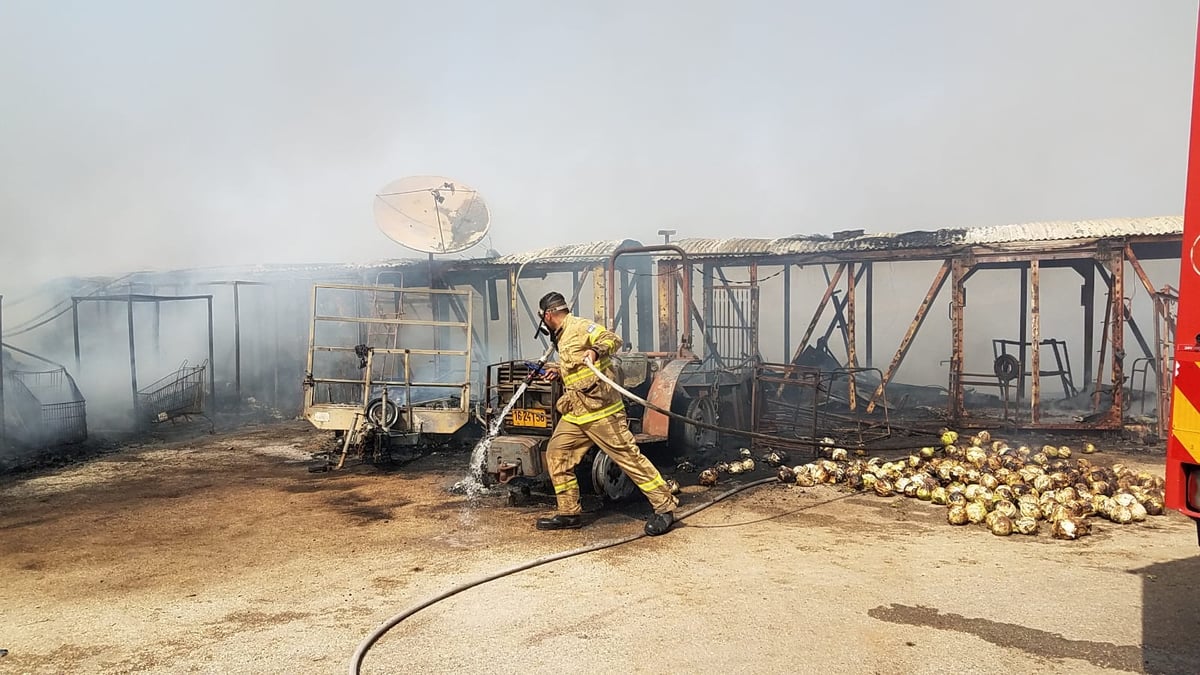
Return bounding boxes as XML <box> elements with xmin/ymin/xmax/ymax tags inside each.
<box><xmin>534</xmin><ymin>291</ymin><xmax>679</xmax><ymax>535</ymax></box>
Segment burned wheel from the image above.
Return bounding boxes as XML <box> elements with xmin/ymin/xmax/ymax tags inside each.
<box><xmin>682</xmin><ymin>395</ymin><xmax>718</xmax><ymax>451</ymax></box>
<box><xmin>669</xmin><ymin>394</ymin><xmax>718</xmax><ymax>459</ymax></box>
<box><xmin>591</xmin><ymin>451</ymin><xmax>636</xmax><ymax>502</ymax></box>
<box><xmin>365</xmin><ymin>398</ymin><xmax>401</xmax><ymax>429</ymax></box>
<box><xmin>994</xmin><ymin>354</ymin><xmax>1021</xmax><ymax>383</ymax></box>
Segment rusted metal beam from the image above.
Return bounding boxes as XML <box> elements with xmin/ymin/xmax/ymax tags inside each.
<box><xmin>677</xmin><ymin>263</ymin><xmax>697</xmax><ymax>354</ymax></box>
<box><xmin>819</xmin><ymin>264</ymin><xmax>868</xmax><ymax>357</ymax></box>
<box><xmin>592</xmin><ymin>264</ymin><xmax>606</xmax><ymax>325</ymax></box>
<box><xmin>1095</xmin><ymin>262</ymin><xmax>1154</xmax><ymax>363</ymax></box>
<box><xmin>657</xmin><ymin>260</ymin><xmax>675</xmax><ymax>352</ymax></box>
<box><xmin>1124</xmin><ymin>244</ymin><xmax>1159</xmax><ymax>302</ymax></box>
<box><xmin>1109</xmin><ymin>248</ymin><xmax>1126</xmax><ymax>426</ymax></box>
<box><xmin>866</xmin><ymin>260</ymin><xmax>951</xmax><ymax>413</ymax></box>
<box><xmin>1031</xmin><ymin>260</ymin><xmax>1041</xmax><ymax>424</ymax></box>
<box><xmin>823</xmin><ymin>265</ymin><xmax>852</xmax><ymax>353</ymax></box>
<box><xmin>949</xmin><ymin>258</ymin><xmax>968</xmax><ymax>421</ymax></box>
<box><xmin>609</xmin><ymin>245</ymin><xmax>694</xmax><ymax>353</ymax></box>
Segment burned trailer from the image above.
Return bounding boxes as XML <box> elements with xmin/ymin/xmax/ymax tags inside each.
<box><xmin>302</xmin><ymin>283</ymin><xmax>476</xmax><ymax>464</ymax></box>
<box><xmin>479</xmin><ymin>244</ymin><xmax>748</xmax><ymax>499</ymax></box>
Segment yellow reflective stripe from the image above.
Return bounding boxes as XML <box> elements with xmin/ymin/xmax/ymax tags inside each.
<box><xmin>554</xmin><ymin>478</ymin><xmax>579</xmax><ymax>494</ymax></box>
<box><xmin>562</xmin><ymin>400</ymin><xmax>624</xmax><ymax>424</ymax></box>
<box><xmin>562</xmin><ymin>358</ymin><xmax>611</xmax><ymax>385</ymax></box>
<box><xmin>637</xmin><ymin>474</ymin><xmax>667</xmax><ymax>493</ymax></box>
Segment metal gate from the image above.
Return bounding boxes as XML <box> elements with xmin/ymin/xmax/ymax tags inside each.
<box><xmin>703</xmin><ymin>280</ymin><xmax>759</xmax><ymax>372</ymax></box>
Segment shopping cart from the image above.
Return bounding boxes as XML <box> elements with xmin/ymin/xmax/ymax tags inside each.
<box><xmin>138</xmin><ymin>360</ymin><xmax>208</xmax><ymax>423</ymax></box>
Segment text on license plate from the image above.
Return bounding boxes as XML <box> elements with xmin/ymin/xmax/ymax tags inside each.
<box><xmin>511</xmin><ymin>408</ymin><xmax>548</xmax><ymax>427</ymax></box>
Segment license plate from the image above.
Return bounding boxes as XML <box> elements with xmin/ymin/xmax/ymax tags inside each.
<box><xmin>511</xmin><ymin>408</ymin><xmax>548</xmax><ymax>428</ymax></box>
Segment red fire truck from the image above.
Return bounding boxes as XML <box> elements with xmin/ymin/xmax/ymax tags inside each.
<box><xmin>1166</xmin><ymin>13</ymin><xmax>1200</xmax><ymax>543</ymax></box>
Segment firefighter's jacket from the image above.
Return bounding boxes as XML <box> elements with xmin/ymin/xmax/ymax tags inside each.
<box><xmin>552</xmin><ymin>314</ymin><xmax>623</xmax><ymax>424</ymax></box>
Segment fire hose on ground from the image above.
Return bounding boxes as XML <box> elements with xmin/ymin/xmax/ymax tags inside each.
<box><xmin>349</xmin><ymin>361</ymin><xmax>933</xmax><ymax>674</ymax></box>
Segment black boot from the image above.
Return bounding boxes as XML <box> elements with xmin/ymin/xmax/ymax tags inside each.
<box><xmin>645</xmin><ymin>511</ymin><xmax>675</xmax><ymax>536</ymax></box>
<box><xmin>536</xmin><ymin>514</ymin><xmax>583</xmax><ymax>531</ymax></box>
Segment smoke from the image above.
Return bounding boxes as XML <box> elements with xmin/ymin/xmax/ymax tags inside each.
<box><xmin>0</xmin><ymin>2</ymin><xmax>1193</xmax><ymax>448</ymax></box>
<box><xmin>0</xmin><ymin>1</ymin><xmax>1194</xmax><ymax>293</ymax></box>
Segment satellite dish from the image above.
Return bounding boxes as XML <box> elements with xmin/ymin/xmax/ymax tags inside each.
<box><xmin>373</xmin><ymin>176</ymin><xmax>491</xmax><ymax>254</ymax></box>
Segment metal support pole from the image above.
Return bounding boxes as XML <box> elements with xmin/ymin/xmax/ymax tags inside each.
<box><xmin>702</xmin><ymin>264</ymin><xmax>714</xmax><ymax>362</ymax></box>
<box><xmin>272</xmin><ymin>284</ymin><xmax>280</xmax><ymax>407</ymax></box>
<box><xmin>1093</xmin><ymin>264</ymin><xmax>1113</xmax><ymax>412</ymax></box>
<box><xmin>571</xmin><ymin>271</ymin><xmax>581</xmax><ymax>314</ymax></box>
<box><xmin>207</xmin><ymin>296</ymin><xmax>216</xmax><ymax>412</ymax></box>
<box><xmin>949</xmin><ymin>259</ymin><xmax>967</xmax><ymax>421</ymax></box>
<box><xmin>72</xmin><ymin>298</ymin><xmax>81</xmax><ymax>372</ymax></box>
<box><xmin>234</xmin><ymin>281</ymin><xmax>242</xmax><ymax>404</ymax></box>
<box><xmin>1031</xmin><ymin>260</ymin><xmax>1041</xmax><ymax>424</ymax></box>
<box><xmin>783</xmin><ymin>264</ymin><xmax>792</xmax><ymax>361</ymax></box>
<box><xmin>592</xmin><ymin>264</ymin><xmax>607</xmax><ymax>325</ymax></box>
<box><xmin>847</xmin><ymin>262</ymin><xmax>858</xmax><ymax>411</ymax></box>
<box><xmin>508</xmin><ymin>269</ymin><xmax>518</xmax><ymax>360</ymax></box>
<box><xmin>657</xmin><ymin>260</ymin><xmax>676</xmax><ymax>352</ymax></box>
<box><xmin>1018</xmin><ymin>266</ymin><xmax>1028</xmax><ymax>402</ymax></box>
<box><xmin>1109</xmin><ymin>249</ymin><xmax>1126</xmax><ymax>424</ymax></box>
<box><xmin>1081</xmin><ymin>262</ymin><xmax>1095</xmax><ymax>389</ymax></box>
<box><xmin>616</xmin><ymin>268</ymin><xmax>632</xmax><ymax>343</ymax></box>
<box><xmin>127</xmin><ymin>297</ymin><xmax>139</xmax><ymax>418</ymax></box>
<box><xmin>633</xmin><ymin>255</ymin><xmax>655</xmax><ymax>352</ymax></box>
<box><xmin>153</xmin><ymin>300</ymin><xmax>161</xmax><ymax>360</ymax></box>
<box><xmin>749</xmin><ymin>262</ymin><xmax>760</xmax><ymax>363</ymax></box>
<box><xmin>865</xmin><ymin>262</ymin><xmax>873</xmax><ymax>369</ymax></box>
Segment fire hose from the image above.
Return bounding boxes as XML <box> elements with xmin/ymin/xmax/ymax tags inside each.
<box><xmin>349</xmin><ymin>476</ymin><xmax>784</xmax><ymax>674</ymax></box>
<box><xmin>349</xmin><ymin>362</ymin><xmax>932</xmax><ymax>673</ymax></box>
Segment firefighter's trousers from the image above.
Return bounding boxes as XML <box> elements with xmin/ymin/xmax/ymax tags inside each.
<box><xmin>546</xmin><ymin>410</ymin><xmax>678</xmax><ymax>516</ymax></box>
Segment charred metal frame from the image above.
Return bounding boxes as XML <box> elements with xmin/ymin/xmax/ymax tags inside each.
<box><xmin>312</xmin><ymin>221</ymin><xmax>1180</xmax><ymax>436</ymax></box>
<box><xmin>204</xmin><ymin>280</ymin><xmax>268</xmax><ymax>406</ymax></box>
<box><xmin>71</xmin><ymin>294</ymin><xmax>216</xmax><ymax>419</ymax></box>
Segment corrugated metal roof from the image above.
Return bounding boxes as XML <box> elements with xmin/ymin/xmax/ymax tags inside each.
<box><xmin>671</xmin><ymin>216</ymin><xmax>1182</xmax><ymax>259</ymax></box>
<box><xmin>483</xmin><ymin>239</ymin><xmax>643</xmax><ymax>266</ymax></box>
<box><xmin>959</xmin><ymin>216</ymin><xmax>1182</xmax><ymax>244</ymax></box>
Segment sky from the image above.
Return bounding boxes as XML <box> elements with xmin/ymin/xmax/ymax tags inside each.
<box><xmin>0</xmin><ymin>1</ymin><xmax>1196</xmax><ymax>290</ymax></box>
